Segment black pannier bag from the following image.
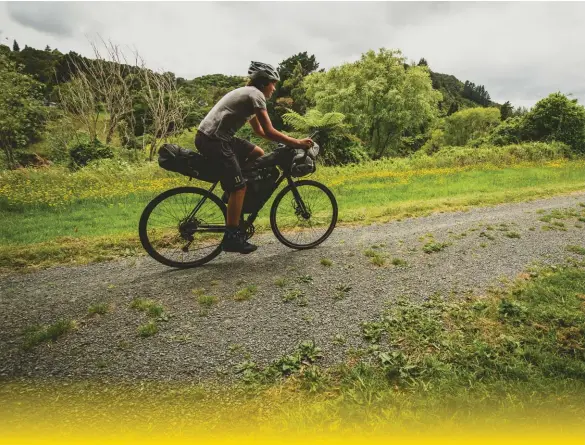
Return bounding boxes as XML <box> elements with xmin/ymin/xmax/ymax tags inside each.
<box><xmin>241</xmin><ymin>166</ymin><xmax>279</xmax><ymax>213</ymax></box>
<box><xmin>158</xmin><ymin>144</ymin><xmax>220</xmax><ymax>183</ymax></box>
<box><xmin>253</xmin><ymin>143</ymin><xmax>319</xmax><ymax>177</ymax></box>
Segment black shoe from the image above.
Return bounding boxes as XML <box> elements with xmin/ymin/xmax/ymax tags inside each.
<box><xmin>222</xmin><ymin>229</ymin><xmax>257</xmax><ymax>254</ymax></box>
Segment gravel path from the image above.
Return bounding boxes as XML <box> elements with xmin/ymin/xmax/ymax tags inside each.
<box><xmin>1</xmin><ymin>192</ymin><xmax>584</xmax><ymax>381</ymax></box>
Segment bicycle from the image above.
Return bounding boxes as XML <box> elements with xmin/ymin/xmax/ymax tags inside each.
<box><xmin>138</xmin><ymin>138</ymin><xmax>338</xmax><ymax>268</ymax></box>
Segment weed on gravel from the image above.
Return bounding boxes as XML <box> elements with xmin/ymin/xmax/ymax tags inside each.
<box><xmin>282</xmin><ymin>289</ymin><xmax>304</xmax><ymax>304</ymax></box>
<box><xmin>234</xmin><ymin>285</ymin><xmax>257</xmax><ymax>301</ymax></box>
<box><xmin>274</xmin><ymin>278</ymin><xmax>287</xmax><ymax>288</ymax></box>
<box><xmin>137</xmin><ymin>321</ymin><xmax>158</xmax><ymax>337</ymax></box>
<box><xmin>371</xmin><ymin>255</ymin><xmax>386</xmax><ymax>266</ymax></box>
<box><xmin>23</xmin><ymin>319</ymin><xmax>76</xmax><ymax>350</ymax></box>
<box><xmin>334</xmin><ymin>283</ymin><xmax>352</xmax><ymax>300</ymax></box>
<box><xmin>566</xmin><ymin>245</ymin><xmax>585</xmax><ymax>255</ymax></box>
<box><xmin>320</xmin><ymin>258</ymin><xmax>333</xmax><ymax>267</ymax></box>
<box><xmin>88</xmin><ymin>303</ymin><xmax>109</xmax><ymax>316</ymax></box>
<box><xmin>423</xmin><ymin>241</ymin><xmax>451</xmax><ymax>253</ymax></box>
<box><xmin>297</xmin><ymin>275</ymin><xmax>313</xmax><ymax>284</ymax></box>
<box><xmin>391</xmin><ymin>258</ymin><xmax>408</xmax><ymax>267</ymax></box>
<box><xmin>130</xmin><ymin>298</ymin><xmax>165</xmax><ymax>318</ymax></box>
<box><xmin>198</xmin><ymin>295</ymin><xmax>217</xmax><ymax>308</ymax></box>
<box><xmin>235</xmin><ymin>340</ymin><xmax>323</xmax><ymax>385</ymax></box>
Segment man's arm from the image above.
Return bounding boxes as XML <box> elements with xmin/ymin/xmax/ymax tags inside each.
<box><xmin>249</xmin><ymin>116</ymin><xmax>266</xmax><ymax>138</ymax></box>
<box><xmin>254</xmin><ymin>108</ymin><xmax>313</xmax><ymax>149</ymax></box>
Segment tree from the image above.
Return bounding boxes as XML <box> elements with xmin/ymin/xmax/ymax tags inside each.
<box><xmin>304</xmin><ymin>48</ymin><xmax>441</xmax><ymax>158</ymax></box>
<box><xmin>13</xmin><ymin>40</ymin><xmax>20</xmax><ymax>52</ymax></box>
<box><xmin>270</xmin><ymin>52</ymin><xmax>320</xmax><ymax>130</ymax></box>
<box><xmin>513</xmin><ymin>106</ymin><xmax>529</xmax><ymax>117</ymax></box>
<box><xmin>462</xmin><ymin>80</ymin><xmax>491</xmax><ymax>106</ymax></box>
<box><xmin>140</xmin><ymin>66</ymin><xmax>193</xmax><ymax>160</ymax></box>
<box><xmin>0</xmin><ymin>55</ymin><xmax>47</xmax><ymax>168</ymax></box>
<box><xmin>282</xmin><ymin>109</ymin><xmax>368</xmax><ymax>165</ymax></box>
<box><xmin>57</xmin><ymin>74</ymin><xmax>100</xmax><ymax>142</ymax></box>
<box><xmin>488</xmin><ymin>116</ymin><xmax>525</xmax><ymax>146</ymax></box>
<box><xmin>66</xmin><ymin>37</ymin><xmax>138</xmax><ymax>145</ymax></box>
<box><xmin>500</xmin><ymin>101</ymin><xmax>513</xmax><ymax>120</ymax></box>
<box><xmin>277</xmin><ymin>61</ymin><xmax>308</xmax><ymax>115</ymax></box>
<box><xmin>522</xmin><ymin>92</ymin><xmax>585</xmax><ymax>153</ymax></box>
<box><xmin>12</xmin><ymin>45</ymin><xmax>62</xmax><ymax>96</ymax></box>
<box><xmin>418</xmin><ymin>58</ymin><xmax>428</xmax><ymax>67</ymax></box>
<box><xmin>277</xmin><ymin>52</ymin><xmax>319</xmax><ymax>89</ymax></box>
<box><xmin>443</xmin><ymin>107</ymin><xmax>501</xmax><ymax>146</ymax></box>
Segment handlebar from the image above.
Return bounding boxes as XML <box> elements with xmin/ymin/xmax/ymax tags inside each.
<box><xmin>278</xmin><ymin>130</ymin><xmax>319</xmax><ymax>151</ymax></box>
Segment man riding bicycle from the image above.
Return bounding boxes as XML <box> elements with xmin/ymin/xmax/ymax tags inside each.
<box><xmin>195</xmin><ymin>61</ymin><xmax>313</xmax><ymax>254</ymax></box>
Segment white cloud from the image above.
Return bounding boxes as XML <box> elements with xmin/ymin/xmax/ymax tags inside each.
<box><xmin>1</xmin><ymin>1</ymin><xmax>584</xmax><ymax>108</ymax></box>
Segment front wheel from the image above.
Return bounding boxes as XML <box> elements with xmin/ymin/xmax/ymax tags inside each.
<box><xmin>270</xmin><ymin>180</ymin><xmax>338</xmax><ymax>249</ymax></box>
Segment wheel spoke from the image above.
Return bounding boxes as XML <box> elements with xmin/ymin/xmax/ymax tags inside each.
<box><xmin>272</xmin><ymin>181</ymin><xmax>337</xmax><ymax>249</ymax></box>
<box><xmin>140</xmin><ymin>188</ymin><xmax>226</xmax><ymax>267</ymax></box>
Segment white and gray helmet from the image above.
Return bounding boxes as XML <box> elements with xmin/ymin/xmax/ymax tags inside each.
<box><xmin>248</xmin><ymin>61</ymin><xmax>280</xmax><ymax>82</ymax></box>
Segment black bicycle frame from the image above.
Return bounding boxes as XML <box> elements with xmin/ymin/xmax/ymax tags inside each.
<box><xmin>185</xmin><ymin>171</ymin><xmax>306</xmax><ymax>234</ymax></box>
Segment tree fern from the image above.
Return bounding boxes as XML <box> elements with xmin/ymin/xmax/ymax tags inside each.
<box><xmin>282</xmin><ymin>109</ymin><xmax>346</xmax><ymax>132</ymax></box>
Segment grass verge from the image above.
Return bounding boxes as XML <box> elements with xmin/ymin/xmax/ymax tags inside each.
<box><xmin>1</xmin><ymin>160</ymin><xmax>584</xmax><ymax>272</ymax></box>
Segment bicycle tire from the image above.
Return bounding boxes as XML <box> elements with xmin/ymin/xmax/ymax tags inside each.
<box><xmin>270</xmin><ymin>179</ymin><xmax>338</xmax><ymax>249</ymax></box>
<box><xmin>139</xmin><ymin>186</ymin><xmax>227</xmax><ymax>268</ymax></box>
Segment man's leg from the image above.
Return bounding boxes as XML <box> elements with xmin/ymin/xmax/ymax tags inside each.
<box><xmin>242</xmin><ymin>146</ymin><xmax>265</xmax><ymax>169</ymax></box>
<box><xmin>227</xmin><ymin>185</ymin><xmax>246</xmax><ymax>227</ymax></box>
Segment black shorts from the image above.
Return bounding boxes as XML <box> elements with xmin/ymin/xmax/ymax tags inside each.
<box><xmin>194</xmin><ymin>131</ymin><xmax>256</xmax><ymax>192</ymax></box>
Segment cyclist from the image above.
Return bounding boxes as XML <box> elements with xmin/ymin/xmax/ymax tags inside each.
<box><xmin>195</xmin><ymin>61</ymin><xmax>313</xmax><ymax>254</ymax></box>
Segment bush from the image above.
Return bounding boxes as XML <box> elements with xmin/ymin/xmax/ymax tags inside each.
<box><xmin>411</xmin><ymin>141</ymin><xmax>571</xmax><ymax>168</ymax></box>
<box><xmin>69</xmin><ymin>136</ymin><xmax>114</xmax><ymax>168</ymax></box>
<box><xmin>319</xmin><ymin>132</ymin><xmax>369</xmax><ymax>166</ymax></box>
<box><xmin>444</xmin><ymin>107</ymin><xmax>501</xmax><ymax>147</ymax></box>
<box><xmin>488</xmin><ymin>116</ymin><xmax>525</xmax><ymax>146</ymax></box>
<box><xmin>523</xmin><ymin>93</ymin><xmax>585</xmax><ymax>154</ymax></box>
<box><xmin>420</xmin><ymin>128</ymin><xmax>446</xmax><ymax>155</ymax></box>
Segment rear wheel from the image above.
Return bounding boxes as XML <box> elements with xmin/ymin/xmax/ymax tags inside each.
<box><xmin>139</xmin><ymin>187</ymin><xmax>226</xmax><ymax>268</ymax></box>
<box><xmin>270</xmin><ymin>180</ymin><xmax>338</xmax><ymax>249</ymax></box>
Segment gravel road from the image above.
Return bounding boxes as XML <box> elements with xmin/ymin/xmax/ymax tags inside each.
<box><xmin>1</xmin><ymin>192</ymin><xmax>584</xmax><ymax>381</ymax></box>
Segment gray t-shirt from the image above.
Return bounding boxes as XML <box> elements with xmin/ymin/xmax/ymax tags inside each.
<box><xmin>198</xmin><ymin>86</ymin><xmax>267</xmax><ymax>141</ymax></box>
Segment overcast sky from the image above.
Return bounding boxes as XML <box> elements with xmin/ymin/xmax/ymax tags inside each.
<box><xmin>1</xmin><ymin>1</ymin><xmax>584</xmax><ymax>109</ymax></box>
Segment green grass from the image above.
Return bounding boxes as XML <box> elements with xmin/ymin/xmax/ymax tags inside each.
<box><xmin>130</xmin><ymin>298</ymin><xmax>164</xmax><ymax>317</ymax></box>
<box><xmin>197</xmin><ymin>295</ymin><xmax>218</xmax><ymax>308</ymax></box>
<box><xmin>88</xmin><ymin>303</ymin><xmax>109</xmax><ymax>315</ymax></box>
<box><xmin>371</xmin><ymin>255</ymin><xmax>385</xmax><ymax>266</ymax></box>
<box><xmin>423</xmin><ymin>241</ymin><xmax>450</xmax><ymax>253</ymax></box>
<box><xmin>566</xmin><ymin>245</ymin><xmax>585</xmax><ymax>255</ymax></box>
<box><xmin>363</xmin><ymin>249</ymin><xmax>377</xmax><ymax>258</ymax></box>
<box><xmin>23</xmin><ymin>319</ymin><xmax>76</xmax><ymax>350</ymax></box>
<box><xmin>1</xmin><ymin>156</ymin><xmax>585</xmax><ymax>271</ymax></box>
<box><xmin>234</xmin><ymin>285</ymin><xmax>257</xmax><ymax>301</ymax></box>
<box><xmin>137</xmin><ymin>321</ymin><xmax>158</xmax><ymax>337</ymax></box>
<box><xmin>274</xmin><ymin>277</ymin><xmax>287</xmax><ymax>288</ymax></box>
<box><xmin>282</xmin><ymin>289</ymin><xmax>304</xmax><ymax>303</ymax></box>
<box><xmin>391</xmin><ymin>258</ymin><xmax>408</xmax><ymax>266</ymax></box>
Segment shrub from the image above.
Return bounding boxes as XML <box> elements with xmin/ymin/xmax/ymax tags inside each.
<box><xmin>443</xmin><ymin>107</ymin><xmax>501</xmax><ymax>147</ymax></box>
<box><xmin>69</xmin><ymin>135</ymin><xmax>114</xmax><ymax>168</ymax></box>
<box><xmin>488</xmin><ymin>116</ymin><xmax>525</xmax><ymax>146</ymax></box>
<box><xmin>523</xmin><ymin>92</ymin><xmax>585</xmax><ymax>154</ymax></box>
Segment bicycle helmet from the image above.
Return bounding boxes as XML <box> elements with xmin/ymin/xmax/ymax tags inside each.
<box><xmin>248</xmin><ymin>61</ymin><xmax>280</xmax><ymax>82</ymax></box>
